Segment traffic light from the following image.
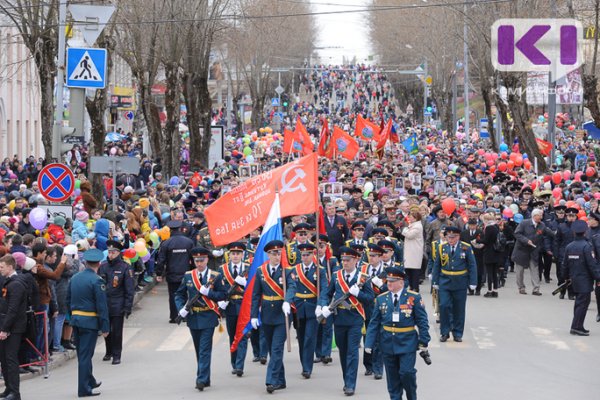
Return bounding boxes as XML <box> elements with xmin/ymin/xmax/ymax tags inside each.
<box><xmin>426</xmin><ymin>86</ymin><xmax>431</xmax><ymax>97</ymax></box>
<box><xmin>282</xmin><ymin>93</ymin><xmax>289</xmax><ymax>110</ymax></box>
<box><xmin>60</xmin><ymin>126</ymin><xmax>84</xmax><ymax>154</ymax></box>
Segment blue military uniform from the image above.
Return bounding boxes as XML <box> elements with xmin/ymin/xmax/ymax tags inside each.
<box><xmin>66</xmin><ymin>249</ymin><xmax>110</xmax><ymax>397</ymax></box>
<box><xmin>555</xmin><ymin>210</ymin><xmax>577</xmax><ymax>299</ymax></box>
<box><xmin>286</xmin><ymin>223</ymin><xmax>313</xmax><ymax>266</ymax></box>
<box><xmin>314</xmin><ymin>249</ymin><xmax>339</xmax><ymax>363</ymax></box>
<box><xmin>251</xmin><ymin>240</ymin><xmax>297</xmax><ymax>393</ymax></box>
<box><xmin>321</xmin><ymin>247</ymin><xmax>374</xmax><ymax>396</ymax></box>
<box><xmin>292</xmin><ymin>243</ymin><xmax>328</xmax><ymax>377</ymax></box>
<box><xmin>563</xmin><ymin>221</ymin><xmax>600</xmax><ymax>336</ymax></box>
<box><xmin>174</xmin><ymin>247</ymin><xmax>227</xmax><ymax>391</ymax></box>
<box><xmin>365</xmin><ymin>268</ymin><xmax>431</xmax><ymax>400</ymax></box>
<box><xmin>219</xmin><ymin>242</ymin><xmax>251</xmax><ymax>375</ymax></box>
<box><xmin>432</xmin><ymin>229</ymin><xmax>477</xmax><ymax>341</ymax></box>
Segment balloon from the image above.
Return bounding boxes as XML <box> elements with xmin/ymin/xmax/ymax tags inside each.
<box><xmin>595</xmin><ymin>193</ymin><xmax>600</xmax><ymax>200</ymax></box>
<box><xmin>134</xmin><ymin>239</ymin><xmax>146</xmax><ymax>253</ymax></box>
<box><xmin>514</xmin><ymin>213</ymin><xmax>524</xmax><ymax>223</ymax></box>
<box><xmin>149</xmin><ymin>231</ymin><xmax>159</xmax><ymax>243</ymax></box>
<box><xmin>110</xmin><ymin>147</ymin><xmax>117</xmax><ymax>155</ymax></box>
<box><xmin>568</xmin><ymin>125</ymin><xmax>575</xmax><ymax>131</ymax></box>
<box><xmin>73</xmin><ymin>189</ymin><xmax>81</xmax><ymax>197</ymax></box>
<box><xmin>552</xmin><ymin>187</ymin><xmax>562</xmax><ymax>199</ymax></box>
<box><xmin>142</xmin><ymin>253</ymin><xmax>151</xmax><ymax>263</ymax></box>
<box><xmin>75</xmin><ymin>180</ymin><xmax>81</xmax><ymax>189</ymax></box>
<box><xmin>137</xmin><ymin>248</ymin><xmax>148</xmax><ymax>258</ymax></box>
<box><xmin>574</xmin><ymin>171</ymin><xmax>583</xmax><ymax>181</ymax></box>
<box><xmin>586</xmin><ymin>167</ymin><xmax>596</xmax><ymax>177</ymax></box>
<box><xmin>507</xmin><ymin>160</ymin><xmax>515</xmax><ymax>170</ymax></box>
<box><xmin>524</xmin><ymin>161</ymin><xmax>532</xmax><ymax>170</ymax></box>
<box><xmin>578</xmin><ymin>209</ymin><xmax>587</xmax><ymax>219</ymax></box>
<box><xmin>498</xmin><ymin>162</ymin><xmax>507</xmax><ymax>172</ymax></box>
<box><xmin>477</xmin><ymin>149</ymin><xmax>485</xmax><ymax>156</ymax></box>
<box><xmin>123</xmin><ymin>248</ymin><xmax>137</xmax><ymax>259</ymax></box>
<box><xmin>486</xmin><ymin>159</ymin><xmax>494</xmax><ymax>167</ymax></box>
<box><xmin>243</xmin><ymin>146</ymin><xmax>252</xmax><ymax>156</ymax></box>
<box><xmin>502</xmin><ymin>208</ymin><xmax>514</xmax><ymax>218</ymax></box>
<box><xmin>500</xmin><ymin>152</ymin><xmax>508</xmax><ymax>160</ymax></box>
<box><xmin>514</xmin><ymin>154</ymin><xmax>523</xmax><ymax>167</ymax></box>
<box><xmin>509</xmin><ymin>204</ymin><xmax>519</xmax><ymax>214</ymax></box>
<box><xmin>552</xmin><ymin>172</ymin><xmax>562</xmax><ymax>185</ymax></box>
<box><xmin>509</xmin><ymin>152</ymin><xmax>518</xmax><ymax>162</ymax></box>
<box><xmin>29</xmin><ymin>208</ymin><xmax>48</xmax><ymax>230</ymax></box>
<box><xmin>441</xmin><ymin>198</ymin><xmax>456</xmax><ymax>215</ymax></box>
<box><xmin>130</xmin><ymin>254</ymin><xmax>139</xmax><ymax>263</ymax></box>
<box><xmin>531</xmin><ymin>181</ymin><xmax>538</xmax><ymax>190</ymax></box>
<box><xmin>499</xmin><ymin>143</ymin><xmax>508</xmax><ymax>152</ymax></box>
<box><xmin>563</xmin><ymin>170</ymin><xmax>571</xmax><ymax>181</ymax></box>
<box><xmin>522</xmin><ymin>153</ymin><xmax>528</xmax><ymax>159</ymax></box>
<box><xmin>364</xmin><ymin>181</ymin><xmax>374</xmax><ymax>192</ymax></box>
<box><xmin>246</xmin><ymin>155</ymin><xmax>255</xmax><ymax>163</ymax></box>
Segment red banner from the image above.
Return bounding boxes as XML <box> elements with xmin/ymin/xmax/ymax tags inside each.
<box><xmin>205</xmin><ymin>153</ymin><xmax>319</xmax><ymax>246</ymax></box>
<box><xmin>355</xmin><ymin>115</ymin><xmax>381</xmax><ymax>142</ymax></box>
<box><xmin>536</xmin><ymin>138</ymin><xmax>553</xmax><ymax>156</ymax></box>
<box><xmin>332</xmin><ymin>126</ymin><xmax>359</xmax><ymax>160</ymax></box>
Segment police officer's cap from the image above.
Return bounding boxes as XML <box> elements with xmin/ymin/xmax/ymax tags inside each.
<box><xmin>167</xmin><ymin>220</ymin><xmax>183</xmax><ymax>229</ymax></box>
<box><xmin>572</xmin><ymin>220</ymin><xmax>588</xmax><ymax>234</ymax></box>
<box><xmin>191</xmin><ymin>247</ymin><xmax>210</xmax><ymax>257</ymax></box>
<box><xmin>83</xmin><ymin>249</ymin><xmax>104</xmax><ymax>263</ymax></box>
<box><xmin>264</xmin><ymin>240</ymin><xmax>284</xmax><ymax>252</ymax></box>
<box><xmin>339</xmin><ymin>246</ymin><xmax>359</xmax><ymax>258</ymax></box>
<box><xmin>227</xmin><ymin>242</ymin><xmax>246</xmax><ymax>252</ymax></box>
<box><xmin>311</xmin><ymin>233</ymin><xmax>329</xmax><ymax>243</ymax></box>
<box><xmin>351</xmin><ymin>220</ymin><xmax>367</xmax><ymax>230</ymax></box>
<box><xmin>444</xmin><ymin>226</ymin><xmax>461</xmax><ymax>235</ymax></box>
<box><xmin>531</xmin><ymin>200</ymin><xmax>545</xmax><ymax>208</ymax></box>
<box><xmin>106</xmin><ymin>240</ymin><xmax>123</xmax><ymax>251</ymax></box>
<box><xmin>367</xmin><ymin>243</ymin><xmax>384</xmax><ymax>255</ymax></box>
<box><xmin>589</xmin><ymin>213</ymin><xmax>600</xmax><ymax>222</ymax></box>
<box><xmin>565</xmin><ymin>207</ymin><xmax>579</xmax><ymax>216</ymax></box>
<box><xmin>371</xmin><ymin>227</ymin><xmax>388</xmax><ymax>236</ymax></box>
<box><xmin>521</xmin><ymin>187</ymin><xmax>533</xmax><ymax>194</ymax></box>
<box><xmin>554</xmin><ymin>205</ymin><xmax>567</xmax><ymax>212</ymax></box>
<box><xmin>377</xmin><ymin>240</ymin><xmax>395</xmax><ymax>250</ymax></box>
<box><xmin>349</xmin><ymin>243</ymin><xmax>365</xmax><ymax>252</ymax></box>
<box><xmin>293</xmin><ymin>223</ymin><xmax>311</xmax><ymax>233</ymax></box>
<box><xmin>386</xmin><ymin>266</ymin><xmax>406</xmax><ymax>281</ymax></box>
<box><xmin>298</xmin><ymin>243</ymin><xmax>316</xmax><ymax>252</ymax></box>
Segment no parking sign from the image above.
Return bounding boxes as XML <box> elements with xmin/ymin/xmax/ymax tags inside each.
<box><xmin>37</xmin><ymin>163</ymin><xmax>75</xmax><ymax>203</ymax></box>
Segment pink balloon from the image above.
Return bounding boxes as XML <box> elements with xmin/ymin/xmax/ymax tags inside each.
<box><xmin>563</xmin><ymin>170</ymin><xmax>571</xmax><ymax>181</ymax></box>
<box><xmin>502</xmin><ymin>208</ymin><xmax>514</xmax><ymax>218</ymax></box>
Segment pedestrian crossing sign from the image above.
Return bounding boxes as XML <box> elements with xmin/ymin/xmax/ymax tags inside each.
<box><xmin>66</xmin><ymin>47</ymin><xmax>107</xmax><ymax>89</ymax></box>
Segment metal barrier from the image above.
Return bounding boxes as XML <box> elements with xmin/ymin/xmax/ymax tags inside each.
<box><xmin>19</xmin><ymin>311</ymin><xmax>50</xmax><ymax>378</ymax></box>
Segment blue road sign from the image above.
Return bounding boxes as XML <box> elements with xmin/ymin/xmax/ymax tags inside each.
<box><xmin>480</xmin><ymin>118</ymin><xmax>490</xmax><ymax>138</ymax></box>
<box><xmin>66</xmin><ymin>47</ymin><xmax>107</xmax><ymax>89</ymax></box>
<box><xmin>271</xmin><ymin>97</ymin><xmax>280</xmax><ymax>107</ymax></box>
<box><xmin>37</xmin><ymin>163</ymin><xmax>75</xmax><ymax>203</ymax></box>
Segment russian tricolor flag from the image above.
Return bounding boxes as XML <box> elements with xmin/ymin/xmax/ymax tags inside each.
<box><xmin>230</xmin><ymin>194</ymin><xmax>283</xmax><ymax>352</ymax></box>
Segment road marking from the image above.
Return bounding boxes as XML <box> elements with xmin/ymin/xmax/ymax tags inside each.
<box><xmin>156</xmin><ymin>327</ymin><xmax>192</xmax><ymax>352</ymax></box>
<box><xmin>471</xmin><ymin>326</ymin><xmax>496</xmax><ymax>350</ymax></box>
<box><xmin>528</xmin><ymin>327</ymin><xmax>570</xmax><ymax>350</ymax></box>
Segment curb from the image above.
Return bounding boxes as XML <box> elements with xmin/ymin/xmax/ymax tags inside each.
<box><xmin>20</xmin><ymin>279</ymin><xmax>157</xmax><ymax>381</ymax></box>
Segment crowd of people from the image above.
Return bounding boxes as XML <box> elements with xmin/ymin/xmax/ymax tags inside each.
<box><xmin>0</xmin><ymin>64</ymin><xmax>600</xmax><ymax>399</ymax></box>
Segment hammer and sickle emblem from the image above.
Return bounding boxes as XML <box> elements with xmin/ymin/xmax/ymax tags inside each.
<box><xmin>280</xmin><ymin>165</ymin><xmax>306</xmax><ymax>194</ymax></box>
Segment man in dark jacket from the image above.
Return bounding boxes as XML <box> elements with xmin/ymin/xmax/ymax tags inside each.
<box><xmin>98</xmin><ymin>240</ymin><xmax>135</xmax><ymax>365</ymax></box>
<box><xmin>323</xmin><ymin>202</ymin><xmax>349</xmax><ymax>258</ymax></box>
<box><xmin>563</xmin><ymin>220</ymin><xmax>600</xmax><ymax>336</ymax></box>
<box><xmin>0</xmin><ymin>254</ymin><xmax>28</xmax><ymax>400</ymax></box>
<box><xmin>156</xmin><ymin>220</ymin><xmax>195</xmax><ymax>323</ymax></box>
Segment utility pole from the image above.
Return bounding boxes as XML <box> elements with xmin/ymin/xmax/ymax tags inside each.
<box><xmin>452</xmin><ymin>61</ymin><xmax>458</xmax><ymax>131</ymax></box>
<box><xmin>53</xmin><ymin>0</ymin><xmax>68</xmax><ymax>161</ymax></box>
<box><xmin>548</xmin><ymin>0</ymin><xmax>558</xmax><ymax>165</ymax></box>
<box><xmin>463</xmin><ymin>2</ymin><xmax>470</xmax><ymax>144</ymax></box>
<box><xmin>423</xmin><ymin>60</ymin><xmax>428</xmax><ymax>124</ymax></box>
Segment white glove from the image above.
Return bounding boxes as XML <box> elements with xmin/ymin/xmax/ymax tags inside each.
<box><xmin>364</xmin><ymin>348</ymin><xmax>372</xmax><ymax>354</ymax></box>
<box><xmin>428</xmin><ymin>274</ymin><xmax>432</xmax><ymax>281</ymax></box>
<box><xmin>218</xmin><ymin>301</ymin><xmax>229</xmax><ymax>309</ymax></box>
<box><xmin>432</xmin><ymin>284</ymin><xmax>439</xmax><ymax>290</ymax></box>
<box><xmin>212</xmin><ymin>249</ymin><xmax>224</xmax><ymax>257</ymax></box>
<box><xmin>315</xmin><ymin>305</ymin><xmax>323</xmax><ymax>318</ymax></box>
<box><xmin>469</xmin><ymin>285</ymin><xmax>477</xmax><ymax>291</ymax></box>
<box><xmin>349</xmin><ymin>284</ymin><xmax>360</xmax><ymax>297</ymax></box>
<box><xmin>178</xmin><ymin>308</ymin><xmax>189</xmax><ymax>318</ymax></box>
<box><xmin>321</xmin><ymin>306</ymin><xmax>332</xmax><ymax>318</ymax></box>
<box><xmin>282</xmin><ymin>302</ymin><xmax>291</xmax><ymax>315</ymax></box>
<box><xmin>251</xmin><ymin>318</ymin><xmax>259</xmax><ymax>329</ymax></box>
<box><xmin>199</xmin><ymin>286</ymin><xmax>210</xmax><ymax>296</ymax></box>
<box><xmin>372</xmin><ymin>277</ymin><xmax>383</xmax><ymax>288</ymax></box>
<box><xmin>234</xmin><ymin>276</ymin><xmax>247</xmax><ymax>287</ymax></box>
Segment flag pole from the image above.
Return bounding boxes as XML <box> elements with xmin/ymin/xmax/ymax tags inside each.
<box><xmin>276</xmin><ymin>185</ymin><xmax>292</xmax><ymax>353</ymax></box>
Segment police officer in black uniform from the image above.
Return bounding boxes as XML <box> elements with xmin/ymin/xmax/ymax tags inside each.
<box><xmin>156</xmin><ymin>220</ymin><xmax>195</xmax><ymax>323</ymax></box>
<box><xmin>563</xmin><ymin>220</ymin><xmax>600</xmax><ymax>336</ymax></box>
<box><xmin>555</xmin><ymin>207</ymin><xmax>578</xmax><ymax>299</ymax></box>
<box><xmin>98</xmin><ymin>240</ymin><xmax>135</xmax><ymax>365</ymax></box>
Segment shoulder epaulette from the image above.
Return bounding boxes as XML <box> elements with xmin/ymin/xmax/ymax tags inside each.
<box><xmin>407</xmin><ymin>289</ymin><xmax>419</xmax><ymax>295</ymax></box>
<box><xmin>185</xmin><ymin>271</ymin><xmax>192</xmax><ymax>275</ymax></box>
<box><xmin>210</xmin><ymin>270</ymin><xmax>219</xmax><ymax>276</ymax></box>
<box><xmin>460</xmin><ymin>241</ymin><xmax>472</xmax><ymax>247</ymax></box>
<box><xmin>377</xmin><ymin>291</ymin><xmax>389</xmax><ymax>298</ymax></box>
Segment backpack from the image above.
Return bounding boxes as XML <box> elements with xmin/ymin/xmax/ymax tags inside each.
<box><xmin>493</xmin><ymin>229</ymin><xmax>507</xmax><ymax>252</ymax></box>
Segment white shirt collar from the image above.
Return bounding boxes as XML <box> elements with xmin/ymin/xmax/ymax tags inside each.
<box><xmin>343</xmin><ymin>268</ymin><xmax>357</xmax><ymax>282</ymax></box>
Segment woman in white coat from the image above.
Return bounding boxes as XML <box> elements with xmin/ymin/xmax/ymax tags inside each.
<box><xmin>401</xmin><ymin>206</ymin><xmax>424</xmax><ymax>292</ymax></box>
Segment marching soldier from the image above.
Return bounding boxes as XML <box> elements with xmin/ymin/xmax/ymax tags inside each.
<box><xmin>175</xmin><ymin>247</ymin><xmax>227</xmax><ymax>391</ymax></box>
<box><xmin>319</xmin><ymin>246</ymin><xmax>374</xmax><ymax>396</ymax></box>
<box><xmin>431</xmin><ymin>226</ymin><xmax>477</xmax><ymax>342</ymax></box>
<box><xmin>361</xmin><ymin>243</ymin><xmax>387</xmax><ymax>379</ymax></box>
<box><xmin>345</xmin><ymin>220</ymin><xmax>368</xmax><ymax>248</ymax></box>
<box><xmin>293</xmin><ymin>243</ymin><xmax>328</xmax><ymax>378</ymax></box>
<box><xmin>67</xmin><ymin>249</ymin><xmax>110</xmax><ymax>398</ymax></box>
<box><xmin>563</xmin><ymin>220</ymin><xmax>600</xmax><ymax>336</ymax></box>
<box><xmin>365</xmin><ymin>267</ymin><xmax>431</xmax><ymax>400</ymax></box>
<box><xmin>218</xmin><ymin>242</ymin><xmax>250</xmax><ymax>376</ymax></box>
<box><xmin>287</xmin><ymin>223</ymin><xmax>312</xmax><ymax>266</ymax></box>
<box><xmin>313</xmin><ymin>234</ymin><xmax>339</xmax><ymax>365</ymax></box>
<box><xmin>98</xmin><ymin>240</ymin><xmax>135</xmax><ymax>365</ymax></box>
<box><xmin>250</xmin><ymin>240</ymin><xmax>297</xmax><ymax>394</ymax></box>
<box><xmin>427</xmin><ymin>231</ymin><xmax>446</xmax><ymax>324</ymax></box>
<box><xmin>378</xmin><ymin>240</ymin><xmax>403</xmax><ymax>270</ymax></box>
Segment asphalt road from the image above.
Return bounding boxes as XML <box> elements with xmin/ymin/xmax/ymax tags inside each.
<box><xmin>19</xmin><ymin>274</ymin><xmax>599</xmax><ymax>399</ymax></box>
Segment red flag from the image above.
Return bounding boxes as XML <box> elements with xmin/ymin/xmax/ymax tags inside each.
<box><xmin>283</xmin><ymin>128</ymin><xmax>299</xmax><ymax>154</ymax></box>
<box><xmin>318</xmin><ymin>118</ymin><xmax>334</xmax><ymax>158</ymax></box>
<box><xmin>375</xmin><ymin>119</ymin><xmax>392</xmax><ymax>159</ymax></box>
<box><xmin>354</xmin><ymin>115</ymin><xmax>381</xmax><ymax>142</ymax></box>
<box><xmin>294</xmin><ymin>117</ymin><xmax>314</xmax><ymax>155</ymax></box>
<box><xmin>332</xmin><ymin>126</ymin><xmax>359</xmax><ymax>160</ymax></box>
<box><xmin>317</xmin><ymin>205</ymin><xmax>332</xmax><ymax>260</ymax></box>
<box><xmin>536</xmin><ymin>138</ymin><xmax>553</xmax><ymax>156</ymax></box>
<box><xmin>390</xmin><ymin>122</ymin><xmax>399</xmax><ymax>143</ymax></box>
<box><xmin>189</xmin><ymin>171</ymin><xmax>201</xmax><ymax>189</ymax></box>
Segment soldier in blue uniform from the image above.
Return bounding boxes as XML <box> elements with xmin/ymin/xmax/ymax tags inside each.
<box><xmin>218</xmin><ymin>242</ymin><xmax>250</xmax><ymax>376</ymax></box>
<box><xmin>554</xmin><ymin>207</ymin><xmax>578</xmax><ymax>299</ymax></box>
<box><xmin>293</xmin><ymin>243</ymin><xmax>328</xmax><ymax>378</ymax></box>
<box><xmin>320</xmin><ymin>246</ymin><xmax>374</xmax><ymax>396</ymax></box>
<box><xmin>250</xmin><ymin>240</ymin><xmax>297</xmax><ymax>394</ymax></box>
<box><xmin>365</xmin><ymin>267</ymin><xmax>431</xmax><ymax>400</ymax></box>
<box><xmin>563</xmin><ymin>220</ymin><xmax>600</xmax><ymax>336</ymax></box>
<box><xmin>361</xmin><ymin>243</ymin><xmax>387</xmax><ymax>379</ymax></box>
<box><xmin>98</xmin><ymin>240</ymin><xmax>135</xmax><ymax>365</ymax></box>
<box><xmin>345</xmin><ymin>220</ymin><xmax>368</xmax><ymax>248</ymax></box>
<box><xmin>377</xmin><ymin>221</ymin><xmax>404</xmax><ymax>262</ymax></box>
<box><xmin>66</xmin><ymin>249</ymin><xmax>110</xmax><ymax>398</ymax></box>
<box><xmin>286</xmin><ymin>223</ymin><xmax>313</xmax><ymax>266</ymax></box>
<box><xmin>431</xmin><ymin>226</ymin><xmax>477</xmax><ymax>342</ymax></box>
<box><xmin>175</xmin><ymin>247</ymin><xmax>227</xmax><ymax>391</ymax></box>
<box><xmin>313</xmin><ymin>234</ymin><xmax>339</xmax><ymax>365</ymax></box>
